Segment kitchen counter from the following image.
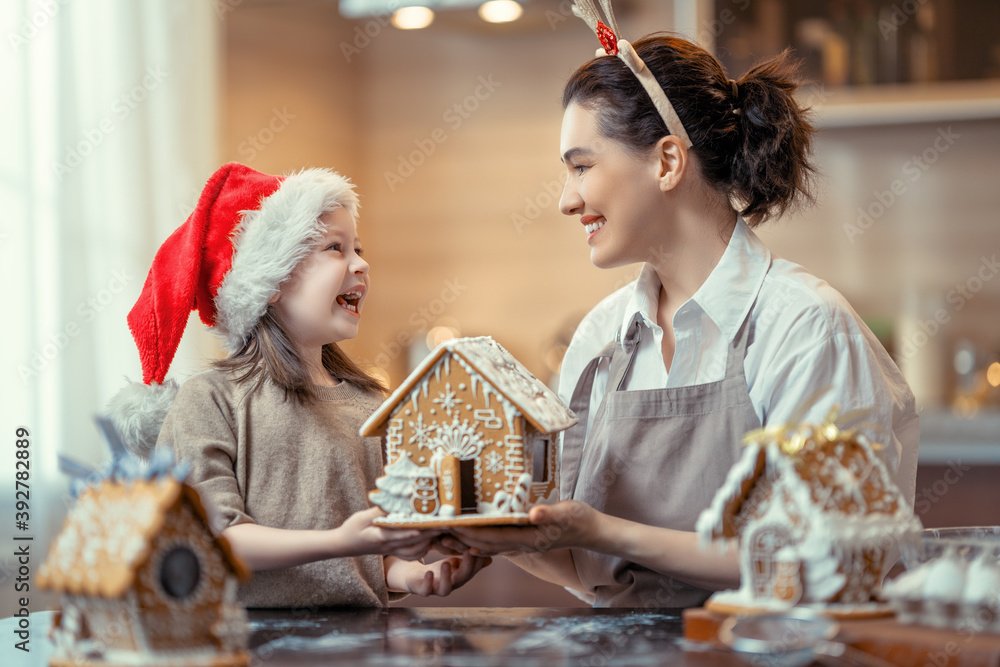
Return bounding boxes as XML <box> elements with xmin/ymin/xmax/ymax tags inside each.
<box><xmin>5</xmin><ymin>607</ymin><xmax>748</xmax><ymax>666</ymax></box>
<box><xmin>9</xmin><ymin>605</ymin><xmax>1000</xmax><ymax>666</ymax></box>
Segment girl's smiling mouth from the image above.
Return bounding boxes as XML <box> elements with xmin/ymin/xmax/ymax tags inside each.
<box><xmin>336</xmin><ymin>288</ymin><xmax>364</xmax><ymax>314</ymax></box>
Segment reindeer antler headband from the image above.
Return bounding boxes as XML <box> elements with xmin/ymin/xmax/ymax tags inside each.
<box><xmin>571</xmin><ymin>0</ymin><xmax>693</xmax><ymax>149</ymax></box>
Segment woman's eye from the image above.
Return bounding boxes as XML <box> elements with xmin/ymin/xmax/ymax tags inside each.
<box><xmin>574</xmin><ymin>164</ymin><xmax>589</xmax><ymax>175</ymax></box>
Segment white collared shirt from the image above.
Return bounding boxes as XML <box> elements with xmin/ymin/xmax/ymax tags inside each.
<box><xmin>558</xmin><ymin>218</ymin><xmax>919</xmax><ymax>507</ymax></box>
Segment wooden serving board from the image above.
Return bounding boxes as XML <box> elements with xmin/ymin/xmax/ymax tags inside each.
<box><xmin>684</xmin><ymin>607</ymin><xmax>1000</xmax><ymax>666</ymax></box>
<box><xmin>373</xmin><ymin>515</ymin><xmax>533</xmax><ymax>529</ymax></box>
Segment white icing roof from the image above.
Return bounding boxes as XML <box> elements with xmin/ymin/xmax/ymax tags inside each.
<box><xmin>361</xmin><ymin>336</ymin><xmax>577</xmax><ymax>436</ymax></box>
<box><xmin>696</xmin><ymin>432</ymin><xmax>921</xmax><ymax>545</ymax></box>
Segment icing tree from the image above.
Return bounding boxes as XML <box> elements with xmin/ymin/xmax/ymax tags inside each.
<box><xmin>370</xmin><ymin>454</ymin><xmax>439</xmax><ymax>518</ymax></box>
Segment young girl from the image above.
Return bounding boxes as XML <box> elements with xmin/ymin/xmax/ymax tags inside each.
<box><xmin>110</xmin><ymin>162</ymin><xmax>488</xmax><ymax>607</ymax></box>
<box><xmin>450</xmin><ymin>6</ymin><xmax>918</xmax><ymax>607</ymax></box>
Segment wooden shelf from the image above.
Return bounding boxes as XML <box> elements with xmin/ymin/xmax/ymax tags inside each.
<box><xmin>805</xmin><ymin>80</ymin><xmax>1000</xmax><ymax>128</ymax></box>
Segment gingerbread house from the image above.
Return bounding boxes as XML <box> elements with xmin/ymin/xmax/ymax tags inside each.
<box><xmin>361</xmin><ymin>336</ymin><xmax>577</xmax><ymax>526</ymax></box>
<box><xmin>38</xmin><ymin>474</ymin><xmax>251</xmax><ymax>667</ymax></box>
<box><xmin>695</xmin><ymin>419</ymin><xmax>921</xmax><ymax>612</ymax></box>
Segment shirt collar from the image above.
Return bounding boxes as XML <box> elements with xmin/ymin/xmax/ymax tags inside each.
<box><xmin>690</xmin><ymin>217</ymin><xmax>770</xmax><ymax>343</ymax></box>
<box><xmin>618</xmin><ymin>217</ymin><xmax>770</xmax><ymax>346</ymax></box>
<box><xmin>620</xmin><ymin>263</ymin><xmax>662</xmax><ymax>343</ymax></box>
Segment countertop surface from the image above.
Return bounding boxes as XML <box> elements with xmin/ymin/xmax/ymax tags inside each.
<box><xmin>7</xmin><ymin>607</ymin><xmax>749</xmax><ymax>666</ymax></box>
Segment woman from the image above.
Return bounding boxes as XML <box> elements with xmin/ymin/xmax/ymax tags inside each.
<box><xmin>450</xmin><ymin>31</ymin><xmax>919</xmax><ymax>607</ymax></box>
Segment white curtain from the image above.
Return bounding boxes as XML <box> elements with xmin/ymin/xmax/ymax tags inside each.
<box><xmin>1</xmin><ymin>0</ymin><xmax>220</xmax><ymax>599</ymax></box>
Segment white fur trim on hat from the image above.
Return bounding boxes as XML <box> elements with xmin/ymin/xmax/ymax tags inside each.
<box><xmin>214</xmin><ymin>168</ymin><xmax>360</xmax><ymax>350</ymax></box>
<box><xmin>106</xmin><ymin>379</ymin><xmax>180</xmax><ymax>459</ymax></box>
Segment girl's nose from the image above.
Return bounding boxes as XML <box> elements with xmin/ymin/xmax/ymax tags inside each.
<box><xmin>559</xmin><ymin>179</ymin><xmax>583</xmax><ymax>216</ymax></box>
<box><xmin>353</xmin><ymin>253</ymin><xmax>370</xmax><ymax>275</ymax></box>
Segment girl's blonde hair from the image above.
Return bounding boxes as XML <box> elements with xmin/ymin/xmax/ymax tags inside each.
<box><xmin>214</xmin><ymin>292</ymin><xmax>386</xmax><ymax>401</ymax></box>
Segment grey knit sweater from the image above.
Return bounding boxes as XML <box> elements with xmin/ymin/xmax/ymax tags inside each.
<box><xmin>157</xmin><ymin>369</ymin><xmax>391</xmax><ymax>608</ymax></box>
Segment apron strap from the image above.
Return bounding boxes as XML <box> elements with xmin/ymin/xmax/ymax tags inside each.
<box><xmin>608</xmin><ymin>315</ymin><xmax>643</xmax><ymax>392</ymax></box>
<box><xmin>724</xmin><ymin>304</ymin><xmax>755</xmax><ymax>378</ymax></box>
<box><xmin>561</xmin><ymin>339</ymin><xmax>617</xmax><ymax>501</ymax></box>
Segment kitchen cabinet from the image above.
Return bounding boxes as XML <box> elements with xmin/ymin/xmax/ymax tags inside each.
<box><xmin>672</xmin><ymin>0</ymin><xmax>1000</xmax><ymax>127</ymax></box>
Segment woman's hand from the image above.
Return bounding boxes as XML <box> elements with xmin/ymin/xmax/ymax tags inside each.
<box><xmin>387</xmin><ymin>553</ymin><xmax>493</xmax><ymax>596</ymax></box>
<box><xmin>448</xmin><ymin>500</ymin><xmax>601</xmax><ymax>556</ymax></box>
<box><xmin>337</xmin><ymin>507</ymin><xmax>441</xmax><ymax>561</ymax></box>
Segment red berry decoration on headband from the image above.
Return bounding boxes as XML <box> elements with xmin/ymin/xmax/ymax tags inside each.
<box><xmin>596</xmin><ymin>20</ymin><xmax>618</xmax><ymax>55</ymax></box>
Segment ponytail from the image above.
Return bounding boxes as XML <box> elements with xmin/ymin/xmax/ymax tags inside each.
<box><xmin>562</xmin><ymin>35</ymin><xmax>816</xmax><ymax>225</ymax></box>
<box><xmin>730</xmin><ymin>50</ymin><xmax>816</xmax><ymax>223</ymax></box>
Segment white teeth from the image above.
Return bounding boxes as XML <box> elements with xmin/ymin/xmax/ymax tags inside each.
<box><xmin>585</xmin><ymin>220</ymin><xmax>606</xmax><ymax>234</ymax></box>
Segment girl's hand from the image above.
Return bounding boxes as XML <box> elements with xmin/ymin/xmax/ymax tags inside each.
<box><xmin>450</xmin><ymin>500</ymin><xmax>600</xmax><ymax>556</ymax></box>
<box><xmin>402</xmin><ymin>553</ymin><xmax>493</xmax><ymax>596</ymax></box>
<box><xmin>338</xmin><ymin>507</ymin><xmax>441</xmax><ymax>560</ymax></box>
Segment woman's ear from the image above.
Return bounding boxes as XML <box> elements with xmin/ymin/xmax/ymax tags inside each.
<box><xmin>654</xmin><ymin>135</ymin><xmax>687</xmax><ymax>193</ymax></box>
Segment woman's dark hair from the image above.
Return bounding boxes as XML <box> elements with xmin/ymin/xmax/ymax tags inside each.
<box><xmin>562</xmin><ymin>34</ymin><xmax>815</xmax><ymax>225</ymax></box>
<box><xmin>215</xmin><ymin>307</ymin><xmax>386</xmax><ymax>402</ymax></box>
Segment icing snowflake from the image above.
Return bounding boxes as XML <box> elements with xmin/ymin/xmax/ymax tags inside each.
<box><xmin>433</xmin><ymin>384</ymin><xmax>462</xmax><ymax>416</ymax></box>
<box><xmin>484</xmin><ymin>450</ymin><xmax>504</xmax><ymax>474</ymax></box>
<box><xmin>408</xmin><ymin>414</ymin><xmax>435</xmax><ymax>449</ymax></box>
<box><xmin>430</xmin><ymin>417</ymin><xmax>487</xmax><ymax>460</ymax></box>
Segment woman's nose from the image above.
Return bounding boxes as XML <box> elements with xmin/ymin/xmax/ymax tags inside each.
<box><xmin>559</xmin><ymin>179</ymin><xmax>582</xmax><ymax>216</ymax></box>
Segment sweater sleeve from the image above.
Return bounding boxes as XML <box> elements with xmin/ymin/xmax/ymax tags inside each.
<box><xmin>157</xmin><ymin>373</ymin><xmax>254</xmax><ymax>533</ymax></box>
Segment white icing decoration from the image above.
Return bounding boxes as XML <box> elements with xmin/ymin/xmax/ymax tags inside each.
<box><xmin>429</xmin><ymin>416</ymin><xmax>488</xmax><ymax>460</ymax></box>
<box><xmin>478</xmin><ymin>473</ymin><xmax>532</xmax><ymax>515</ymax></box>
<box><xmin>408</xmin><ymin>413</ymin><xmax>434</xmax><ymax>448</ymax></box>
<box><xmin>696</xmin><ymin>430</ymin><xmax>922</xmax><ymax>608</ymax></box>
<box><xmin>371</xmin><ymin>454</ymin><xmax>438</xmax><ymax>517</ymax></box>
<box><xmin>484</xmin><ymin>450</ymin><xmax>505</xmax><ymax>474</ymax></box>
<box><xmin>433</xmin><ymin>383</ymin><xmax>461</xmax><ymax>416</ymax></box>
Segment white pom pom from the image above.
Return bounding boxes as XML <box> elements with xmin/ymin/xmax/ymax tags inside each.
<box><xmin>106</xmin><ymin>380</ymin><xmax>179</xmax><ymax>459</ymax></box>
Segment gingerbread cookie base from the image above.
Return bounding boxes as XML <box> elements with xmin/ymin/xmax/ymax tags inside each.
<box><xmin>373</xmin><ymin>514</ymin><xmax>533</xmax><ymax>529</ymax></box>
<box><xmin>705</xmin><ymin>593</ymin><xmax>894</xmax><ymax>619</ymax></box>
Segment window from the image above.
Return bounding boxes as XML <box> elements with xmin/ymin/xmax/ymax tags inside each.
<box><xmin>159</xmin><ymin>545</ymin><xmax>201</xmax><ymax>600</ymax></box>
<box><xmin>532</xmin><ymin>436</ymin><xmax>549</xmax><ymax>483</ymax></box>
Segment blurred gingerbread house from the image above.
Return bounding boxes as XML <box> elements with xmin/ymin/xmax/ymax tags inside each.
<box><xmin>696</xmin><ymin>417</ymin><xmax>921</xmax><ymax>611</ymax></box>
<box><xmin>361</xmin><ymin>336</ymin><xmax>577</xmax><ymax>526</ymax></box>
<box><xmin>38</xmin><ymin>471</ymin><xmax>250</xmax><ymax>667</ymax></box>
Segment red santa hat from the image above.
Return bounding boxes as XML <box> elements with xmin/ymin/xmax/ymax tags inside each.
<box><xmin>108</xmin><ymin>162</ymin><xmax>359</xmax><ymax>457</ymax></box>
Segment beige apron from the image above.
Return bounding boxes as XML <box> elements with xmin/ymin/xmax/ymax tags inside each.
<box><xmin>561</xmin><ymin>311</ymin><xmax>760</xmax><ymax>607</ymax></box>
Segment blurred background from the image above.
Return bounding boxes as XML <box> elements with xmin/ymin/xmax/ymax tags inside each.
<box><xmin>2</xmin><ymin>0</ymin><xmax>999</xmax><ymax>613</ymax></box>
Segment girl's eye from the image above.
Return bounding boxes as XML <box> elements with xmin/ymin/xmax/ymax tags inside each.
<box><xmin>326</xmin><ymin>242</ymin><xmax>342</xmax><ymax>252</ymax></box>
<box><xmin>355</xmin><ymin>247</ymin><xmax>364</xmax><ymax>257</ymax></box>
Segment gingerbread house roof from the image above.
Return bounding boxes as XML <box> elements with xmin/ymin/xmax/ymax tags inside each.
<box><xmin>38</xmin><ymin>477</ymin><xmax>249</xmax><ymax>598</ymax></box>
<box><xmin>361</xmin><ymin>336</ymin><xmax>577</xmax><ymax>437</ymax></box>
<box><xmin>696</xmin><ymin>424</ymin><xmax>917</xmax><ymax>544</ymax></box>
